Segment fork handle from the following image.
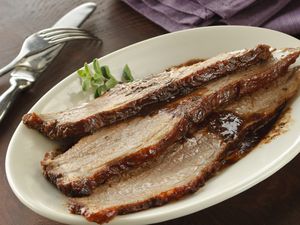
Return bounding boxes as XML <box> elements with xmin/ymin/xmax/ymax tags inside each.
<box><xmin>0</xmin><ymin>77</ymin><xmax>30</xmax><ymax>123</ymax></box>
<box><xmin>0</xmin><ymin>56</ymin><xmax>23</xmax><ymax>77</ymax></box>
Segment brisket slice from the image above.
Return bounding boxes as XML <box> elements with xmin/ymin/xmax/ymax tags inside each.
<box><xmin>41</xmin><ymin>49</ymin><xmax>299</xmax><ymax>197</ymax></box>
<box><xmin>68</xmin><ymin>69</ymin><xmax>300</xmax><ymax>224</ymax></box>
<box><xmin>23</xmin><ymin>45</ymin><xmax>271</xmax><ymax>140</ymax></box>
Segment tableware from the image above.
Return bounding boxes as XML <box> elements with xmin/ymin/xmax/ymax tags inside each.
<box><xmin>0</xmin><ymin>27</ymin><xmax>97</xmax><ymax>77</ymax></box>
<box><xmin>6</xmin><ymin>26</ymin><xmax>300</xmax><ymax>225</ymax></box>
<box><xmin>0</xmin><ymin>2</ymin><xmax>97</xmax><ymax>123</ymax></box>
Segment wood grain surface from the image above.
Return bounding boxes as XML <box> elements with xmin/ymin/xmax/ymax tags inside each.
<box><xmin>0</xmin><ymin>1</ymin><xmax>299</xmax><ymax>225</ymax></box>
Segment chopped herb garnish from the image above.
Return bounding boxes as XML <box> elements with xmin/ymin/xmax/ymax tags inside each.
<box><xmin>77</xmin><ymin>60</ymin><xmax>134</xmax><ymax>98</ymax></box>
<box><xmin>100</xmin><ymin>65</ymin><xmax>114</xmax><ymax>80</ymax></box>
<box><xmin>93</xmin><ymin>59</ymin><xmax>102</xmax><ymax>75</ymax></box>
<box><xmin>81</xmin><ymin>78</ymin><xmax>90</xmax><ymax>91</ymax></box>
<box><xmin>92</xmin><ymin>59</ymin><xmax>105</xmax><ymax>83</ymax></box>
<box><xmin>106</xmin><ymin>77</ymin><xmax>118</xmax><ymax>89</ymax></box>
<box><xmin>94</xmin><ymin>85</ymin><xmax>107</xmax><ymax>98</ymax></box>
<box><xmin>122</xmin><ymin>64</ymin><xmax>134</xmax><ymax>83</ymax></box>
<box><xmin>84</xmin><ymin>63</ymin><xmax>91</xmax><ymax>79</ymax></box>
<box><xmin>77</xmin><ymin>69</ymin><xmax>86</xmax><ymax>78</ymax></box>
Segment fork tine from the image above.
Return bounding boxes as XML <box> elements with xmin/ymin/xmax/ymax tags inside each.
<box><xmin>41</xmin><ymin>30</ymin><xmax>91</xmax><ymax>40</ymax></box>
<box><xmin>48</xmin><ymin>35</ymin><xmax>100</xmax><ymax>44</ymax></box>
<box><xmin>44</xmin><ymin>32</ymin><xmax>97</xmax><ymax>42</ymax></box>
<box><xmin>38</xmin><ymin>27</ymin><xmax>85</xmax><ymax>35</ymax></box>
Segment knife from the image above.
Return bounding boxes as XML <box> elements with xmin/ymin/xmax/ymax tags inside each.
<box><xmin>0</xmin><ymin>2</ymin><xmax>97</xmax><ymax>123</ymax></box>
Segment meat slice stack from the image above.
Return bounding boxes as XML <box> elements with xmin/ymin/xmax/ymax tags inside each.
<box><xmin>41</xmin><ymin>48</ymin><xmax>299</xmax><ymax>197</ymax></box>
<box><xmin>21</xmin><ymin>45</ymin><xmax>300</xmax><ymax>224</ymax></box>
<box><xmin>68</xmin><ymin>68</ymin><xmax>300</xmax><ymax>224</ymax></box>
<box><xmin>23</xmin><ymin>45</ymin><xmax>271</xmax><ymax>139</ymax></box>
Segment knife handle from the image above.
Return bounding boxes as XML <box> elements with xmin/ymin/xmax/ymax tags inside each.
<box><xmin>0</xmin><ymin>77</ymin><xmax>31</xmax><ymax>123</ymax></box>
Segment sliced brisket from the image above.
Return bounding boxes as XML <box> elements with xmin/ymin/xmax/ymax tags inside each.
<box><xmin>23</xmin><ymin>45</ymin><xmax>271</xmax><ymax>140</ymax></box>
<box><xmin>41</xmin><ymin>49</ymin><xmax>300</xmax><ymax>197</ymax></box>
<box><xmin>68</xmin><ymin>68</ymin><xmax>300</xmax><ymax>224</ymax></box>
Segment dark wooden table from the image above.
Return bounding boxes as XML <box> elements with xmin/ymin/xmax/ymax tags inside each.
<box><xmin>0</xmin><ymin>1</ymin><xmax>299</xmax><ymax>225</ymax></box>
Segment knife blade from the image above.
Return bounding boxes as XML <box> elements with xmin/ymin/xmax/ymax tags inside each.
<box><xmin>0</xmin><ymin>2</ymin><xmax>97</xmax><ymax>123</ymax></box>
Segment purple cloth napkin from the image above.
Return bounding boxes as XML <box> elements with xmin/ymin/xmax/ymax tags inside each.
<box><xmin>197</xmin><ymin>0</ymin><xmax>256</xmax><ymax>19</ymax></box>
<box><xmin>265</xmin><ymin>0</ymin><xmax>300</xmax><ymax>35</ymax></box>
<box><xmin>122</xmin><ymin>0</ymin><xmax>300</xmax><ymax>35</ymax></box>
<box><xmin>158</xmin><ymin>0</ymin><xmax>214</xmax><ymax>19</ymax></box>
<box><xmin>224</xmin><ymin>0</ymin><xmax>291</xmax><ymax>26</ymax></box>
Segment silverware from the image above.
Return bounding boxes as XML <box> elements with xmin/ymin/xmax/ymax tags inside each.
<box><xmin>0</xmin><ymin>2</ymin><xmax>97</xmax><ymax>123</ymax></box>
<box><xmin>0</xmin><ymin>27</ymin><xmax>97</xmax><ymax>77</ymax></box>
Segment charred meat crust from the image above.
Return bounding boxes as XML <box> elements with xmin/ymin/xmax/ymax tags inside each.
<box><xmin>23</xmin><ymin>45</ymin><xmax>271</xmax><ymax>140</ymax></box>
<box><xmin>68</xmin><ymin>106</ymin><xmax>284</xmax><ymax>224</ymax></box>
<box><xmin>41</xmin><ymin>50</ymin><xmax>300</xmax><ymax>197</ymax></box>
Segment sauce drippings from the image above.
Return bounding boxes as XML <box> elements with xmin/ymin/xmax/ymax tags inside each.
<box><xmin>222</xmin><ymin>106</ymin><xmax>290</xmax><ymax>166</ymax></box>
<box><xmin>207</xmin><ymin>111</ymin><xmax>244</xmax><ymax>142</ymax></box>
<box><xmin>262</xmin><ymin>107</ymin><xmax>291</xmax><ymax>144</ymax></box>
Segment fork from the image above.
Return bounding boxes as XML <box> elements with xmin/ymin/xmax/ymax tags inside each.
<box><xmin>0</xmin><ymin>27</ymin><xmax>98</xmax><ymax>77</ymax></box>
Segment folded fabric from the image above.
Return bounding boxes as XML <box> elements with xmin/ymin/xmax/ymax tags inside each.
<box><xmin>224</xmin><ymin>0</ymin><xmax>291</xmax><ymax>26</ymax></box>
<box><xmin>124</xmin><ymin>0</ymin><xmax>193</xmax><ymax>31</ymax></box>
<box><xmin>158</xmin><ymin>0</ymin><xmax>214</xmax><ymax>19</ymax></box>
<box><xmin>122</xmin><ymin>0</ymin><xmax>300</xmax><ymax>35</ymax></box>
<box><xmin>143</xmin><ymin>0</ymin><xmax>203</xmax><ymax>25</ymax></box>
<box><xmin>196</xmin><ymin>0</ymin><xmax>257</xmax><ymax>19</ymax></box>
<box><xmin>264</xmin><ymin>0</ymin><xmax>300</xmax><ymax>35</ymax></box>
